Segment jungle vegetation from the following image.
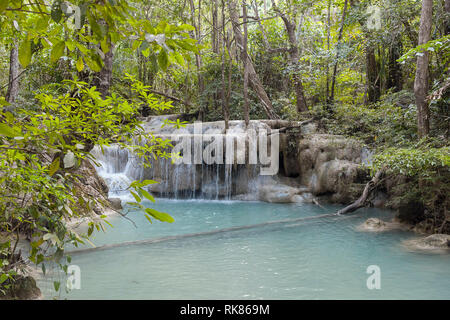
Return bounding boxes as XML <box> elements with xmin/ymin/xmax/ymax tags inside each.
<box><xmin>0</xmin><ymin>0</ymin><xmax>449</xmax><ymax>298</ymax></box>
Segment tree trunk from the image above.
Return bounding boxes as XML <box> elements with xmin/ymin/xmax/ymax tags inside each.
<box><xmin>243</xmin><ymin>0</ymin><xmax>250</xmax><ymax>126</ymax></box>
<box><xmin>93</xmin><ymin>44</ymin><xmax>114</xmax><ymax>98</ymax></box>
<box><xmin>252</xmin><ymin>0</ymin><xmax>270</xmax><ymax>49</ymax></box>
<box><xmin>414</xmin><ymin>0</ymin><xmax>433</xmax><ymax>138</ymax></box>
<box><xmin>6</xmin><ymin>42</ymin><xmax>20</xmax><ymax>104</ymax></box>
<box><xmin>227</xmin><ymin>0</ymin><xmax>279</xmax><ymax>119</ymax></box>
<box><xmin>336</xmin><ymin>170</ymin><xmax>384</xmax><ymax>215</ymax></box>
<box><xmin>271</xmin><ymin>0</ymin><xmax>308</xmax><ymax>112</ymax></box>
<box><xmin>366</xmin><ymin>47</ymin><xmax>380</xmax><ymax>103</ymax></box>
<box><xmin>212</xmin><ymin>0</ymin><xmax>219</xmax><ymax>54</ymax></box>
<box><xmin>387</xmin><ymin>35</ymin><xmax>403</xmax><ymax>92</ymax></box>
<box><xmin>221</xmin><ymin>0</ymin><xmax>229</xmax><ymax>130</ymax></box>
<box><xmin>325</xmin><ymin>0</ymin><xmax>331</xmax><ymax>102</ymax></box>
<box><xmin>330</xmin><ymin>0</ymin><xmax>349</xmax><ymax>102</ymax></box>
<box><xmin>189</xmin><ymin>0</ymin><xmax>205</xmax><ymax>120</ymax></box>
<box><xmin>445</xmin><ymin>0</ymin><xmax>450</xmax><ymax>35</ymax></box>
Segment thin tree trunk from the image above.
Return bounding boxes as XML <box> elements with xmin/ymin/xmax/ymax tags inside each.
<box><xmin>227</xmin><ymin>0</ymin><xmax>279</xmax><ymax>119</ymax></box>
<box><xmin>212</xmin><ymin>0</ymin><xmax>219</xmax><ymax>54</ymax></box>
<box><xmin>94</xmin><ymin>44</ymin><xmax>114</xmax><ymax>98</ymax></box>
<box><xmin>330</xmin><ymin>0</ymin><xmax>349</xmax><ymax>102</ymax></box>
<box><xmin>252</xmin><ymin>0</ymin><xmax>270</xmax><ymax>49</ymax></box>
<box><xmin>366</xmin><ymin>47</ymin><xmax>380</xmax><ymax>103</ymax></box>
<box><xmin>387</xmin><ymin>35</ymin><xmax>403</xmax><ymax>92</ymax></box>
<box><xmin>445</xmin><ymin>0</ymin><xmax>450</xmax><ymax>35</ymax></box>
<box><xmin>243</xmin><ymin>0</ymin><xmax>250</xmax><ymax>126</ymax></box>
<box><xmin>325</xmin><ymin>0</ymin><xmax>331</xmax><ymax>102</ymax></box>
<box><xmin>414</xmin><ymin>0</ymin><xmax>433</xmax><ymax>138</ymax></box>
<box><xmin>221</xmin><ymin>0</ymin><xmax>229</xmax><ymax>130</ymax></box>
<box><xmin>271</xmin><ymin>0</ymin><xmax>308</xmax><ymax>112</ymax></box>
<box><xmin>337</xmin><ymin>170</ymin><xmax>384</xmax><ymax>215</ymax></box>
<box><xmin>189</xmin><ymin>0</ymin><xmax>205</xmax><ymax>120</ymax></box>
<box><xmin>6</xmin><ymin>42</ymin><xmax>20</xmax><ymax>103</ymax></box>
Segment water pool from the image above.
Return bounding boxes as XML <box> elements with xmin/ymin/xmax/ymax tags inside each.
<box><xmin>37</xmin><ymin>200</ymin><xmax>450</xmax><ymax>299</ymax></box>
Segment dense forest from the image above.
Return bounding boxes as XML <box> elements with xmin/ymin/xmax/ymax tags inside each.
<box><xmin>0</xmin><ymin>0</ymin><xmax>449</xmax><ymax>299</ymax></box>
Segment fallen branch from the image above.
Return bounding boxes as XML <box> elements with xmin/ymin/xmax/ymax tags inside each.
<box><xmin>266</xmin><ymin>119</ymin><xmax>315</xmax><ymax>135</ymax></box>
<box><xmin>336</xmin><ymin>169</ymin><xmax>384</xmax><ymax>215</ymax></box>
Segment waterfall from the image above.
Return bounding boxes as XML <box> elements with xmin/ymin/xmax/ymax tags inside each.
<box><xmin>90</xmin><ymin>118</ymin><xmax>279</xmax><ymax>201</ymax></box>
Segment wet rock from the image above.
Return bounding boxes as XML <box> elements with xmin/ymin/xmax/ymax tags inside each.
<box><xmin>297</xmin><ymin>134</ymin><xmax>365</xmax><ymax>203</ymax></box>
<box><xmin>420</xmin><ymin>234</ymin><xmax>450</xmax><ymax>248</ymax></box>
<box><xmin>258</xmin><ymin>184</ymin><xmax>308</xmax><ymax>203</ymax></box>
<box><xmin>108</xmin><ymin>197</ymin><xmax>123</xmax><ymax>210</ymax></box>
<box><xmin>362</xmin><ymin>218</ymin><xmax>386</xmax><ymax>230</ymax></box>
<box><xmin>357</xmin><ymin>218</ymin><xmax>405</xmax><ymax>232</ymax></box>
<box><xmin>73</xmin><ymin>160</ymin><xmax>109</xmax><ymax>215</ymax></box>
<box><xmin>0</xmin><ymin>276</ymin><xmax>42</xmax><ymax>300</ymax></box>
<box><xmin>402</xmin><ymin>234</ymin><xmax>450</xmax><ymax>252</ymax></box>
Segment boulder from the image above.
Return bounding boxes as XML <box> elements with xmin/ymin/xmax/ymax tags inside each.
<box><xmin>73</xmin><ymin>160</ymin><xmax>109</xmax><ymax>215</ymax></box>
<box><xmin>357</xmin><ymin>218</ymin><xmax>405</xmax><ymax>232</ymax></box>
<box><xmin>297</xmin><ymin>134</ymin><xmax>366</xmax><ymax>202</ymax></box>
<box><xmin>402</xmin><ymin>234</ymin><xmax>450</xmax><ymax>252</ymax></box>
<box><xmin>108</xmin><ymin>197</ymin><xmax>123</xmax><ymax>210</ymax></box>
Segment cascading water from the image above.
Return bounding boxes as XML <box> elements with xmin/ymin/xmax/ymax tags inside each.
<box><xmin>90</xmin><ymin>117</ymin><xmax>274</xmax><ymax>200</ymax></box>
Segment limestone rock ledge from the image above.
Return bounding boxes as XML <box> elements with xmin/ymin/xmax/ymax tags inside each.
<box><xmin>297</xmin><ymin>134</ymin><xmax>367</xmax><ymax>203</ymax></box>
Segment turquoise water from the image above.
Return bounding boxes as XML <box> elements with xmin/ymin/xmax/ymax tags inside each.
<box><xmin>38</xmin><ymin>200</ymin><xmax>450</xmax><ymax>299</ymax></box>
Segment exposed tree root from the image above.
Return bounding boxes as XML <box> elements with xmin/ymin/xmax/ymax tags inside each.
<box><xmin>337</xmin><ymin>169</ymin><xmax>384</xmax><ymax>215</ymax></box>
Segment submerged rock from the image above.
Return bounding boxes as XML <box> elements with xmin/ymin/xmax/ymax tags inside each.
<box><xmin>402</xmin><ymin>234</ymin><xmax>450</xmax><ymax>252</ymax></box>
<box><xmin>357</xmin><ymin>218</ymin><xmax>404</xmax><ymax>232</ymax></box>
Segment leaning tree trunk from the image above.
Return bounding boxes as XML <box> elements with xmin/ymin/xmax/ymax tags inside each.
<box><xmin>227</xmin><ymin>0</ymin><xmax>279</xmax><ymax>119</ymax></box>
<box><xmin>6</xmin><ymin>42</ymin><xmax>20</xmax><ymax>104</ymax></box>
<box><xmin>414</xmin><ymin>0</ymin><xmax>433</xmax><ymax>138</ymax></box>
<box><xmin>337</xmin><ymin>169</ymin><xmax>384</xmax><ymax>215</ymax></box>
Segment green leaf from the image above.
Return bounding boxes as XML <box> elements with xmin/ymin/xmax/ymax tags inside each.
<box><xmin>53</xmin><ymin>281</ymin><xmax>60</xmax><ymax>292</ymax></box>
<box><xmin>140</xmin><ymin>188</ymin><xmax>155</xmax><ymax>203</ymax></box>
<box><xmin>0</xmin><ymin>123</ymin><xmax>21</xmax><ymax>137</ymax></box>
<box><xmin>76</xmin><ymin>57</ymin><xmax>84</xmax><ymax>72</ymax></box>
<box><xmin>144</xmin><ymin>214</ymin><xmax>152</xmax><ymax>224</ymax></box>
<box><xmin>0</xmin><ymin>273</ymin><xmax>8</xmax><ymax>284</ymax></box>
<box><xmin>145</xmin><ymin>208</ymin><xmax>174</xmax><ymax>223</ymax></box>
<box><xmin>173</xmin><ymin>52</ymin><xmax>185</xmax><ymax>67</ymax></box>
<box><xmin>129</xmin><ymin>190</ymin><xmax>141</xmax><ymax>203</ymax></box>
<box><xmin>51</xmin><ymin>41</ymin><xmax>65</xmax><ymax>63</ymax></box>
<box><xmin>0</xmin><ymin>0</ymin><xmax>9</xmax><ymax>13</ymax></box>
<box><xmin>157</xmin><ymin>49</ymin><xmax>169</xmax><ymax>71</ymax></box>
<box><xmin>19</xmin><ymin>40</ymin><xmax>32</xmax><ymax>68</ymax></box>
<box><xmin>141</xmin><ymin>180</ymin><xmax>158</xmax><ymax>186</ymax></box>
<box><xmin>85</xmin><ymin>56</ymin><xmax>102</xmax><ymax>72</ymax></box>
<box><xmin>100</xmin><ymin>37</ymin><xmax>110</xmax><ymax>53</ymax></box>
<box><xmin>48</xmin><ymin>158</ymin><xmax>60</xmax><ymax>176</ymax></box>
<box><xmin>179</xmin><ymin>24</ymin><xmax>195</xmax><ymax>31</ymax></box>
<box><xmin>88</xmin><ymin>13</ymin><xmax>103</xmax><ymax>38</ymax></box>
<box><xmin>36</xmin><ymin>16</ymin><xmax>49</xmax><ymax>31</ymax></box>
